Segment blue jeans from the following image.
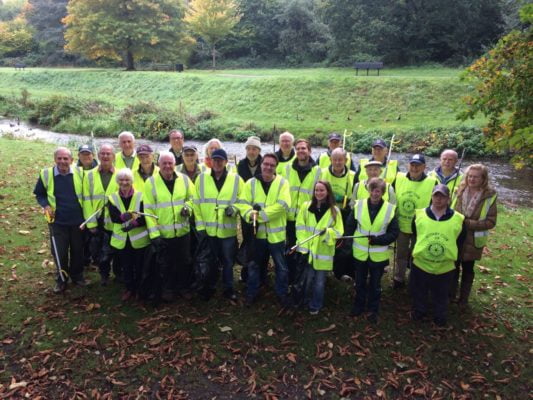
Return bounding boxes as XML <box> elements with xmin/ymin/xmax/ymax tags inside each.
<box><xmin>353</xmin><ymin>261</ymin><xmax>385</xmax><ymax>315</ymax></box>
<box><xmin>209</xmin><ymin>236</ymin><xmax>237</xmax><ymax>292</ymax></box>
<box><xmin>247</xmin><ymin>240</ymin><xmax>289</xmax><ymax>301</ymax></box>
<box><xmin>304</xmin><ymin>267</ymin><xmax>327</xmax><ymax>312</ymax></box>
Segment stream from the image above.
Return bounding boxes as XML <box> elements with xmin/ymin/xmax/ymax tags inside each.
<box><xmin>1</xmin><ymin>118</ymin><xmax>531</xmax><ymax>207</ymax></box>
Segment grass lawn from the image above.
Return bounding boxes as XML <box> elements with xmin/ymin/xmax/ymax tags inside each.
<box><xmin>0</xmin><ymin>67</ymin><xmax>484</xmax><ymax>139</ymax></box>
<box><xmin>0</xmin><ymin>137</ymin><xmax>530</xmax><ymax>398</ymax></box>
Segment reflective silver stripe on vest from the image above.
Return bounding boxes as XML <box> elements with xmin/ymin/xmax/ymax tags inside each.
<box><xmin>42</xmin><ymin>168</ymin><xmax>50</xmax><ymax>189</ymax></box>
<box><xmin>149</xmin><ymin>176</ymin><xmax>157</xmax><ymax>203</ymax></box>
<box><xmin>230</xmin><ymin>174</ymin><xmax>240</xmax><ymax>204</ymax></box>
<box><xmin>355</xmin><ymin>201</ymin><xmax>393</xmax><ymax>236</ymax></box>
<box><xmin>296</xmin><ymin>225</ymin><xmax>314</xmax><ymax>233</ymax></box>
<box><xmin>353</xmin><ymin>242</ymin><xmax>389</xmax><ymax>253</ymax></box>
<box><xmin>158</xmin><ymin>223</ymin><xmax>189</xmax><ymax>232</ymax></box>
<box><xmin>277</xmin><ymin>200</ymin><xmax>289</xmax><ymax>211</ymax></box>
<box><xmin>112</xmin><ymin>232</ymin><xmax>126</xmax><ymax>241</ymax></box>
<box><xmin>88</xmin><ymin>171</ymin><xmax>95</xmax><ymax>202</ymax></box>
<box><xmin>204</xmin><ymin>221</ymin><xmax>237</xmax><ymax>230</ymax></box>
<box><xmin>129</xmin><ymin>230</ymin><xmax>149</xmax><ymax>242</ymax></box>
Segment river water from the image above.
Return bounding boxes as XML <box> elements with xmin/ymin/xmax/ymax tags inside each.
<box><xmin>1</xmin><ymin>118</ymin><xmax>531</xmax><ymax>207</ymax></box>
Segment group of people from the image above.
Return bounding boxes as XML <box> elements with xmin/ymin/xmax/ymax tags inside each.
<box><xmin>34</xmin><ymin>129</ymin><xmax>497</xmax><ymax>326</ymax></box>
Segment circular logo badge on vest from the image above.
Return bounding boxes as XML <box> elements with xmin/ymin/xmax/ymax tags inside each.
<box><xmin>427</xmin><ymin>242</ymin><xmax>445</xmax><ymax>259</ymax></box>
<box><xmin>402</xmin><ymin>199</ymin><xmax>416</xmax><ymax>213</ymax></box>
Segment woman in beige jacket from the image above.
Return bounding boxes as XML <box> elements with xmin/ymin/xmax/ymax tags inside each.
<box><xmin>452</xmin><ymin>164</ymin><xmax>497</xmax><ymax>305</ymax></box>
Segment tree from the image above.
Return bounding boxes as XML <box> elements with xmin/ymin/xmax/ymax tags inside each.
<box><xmin>63</xmin><ymin>0</ymin><xmax>193</xmax><ymax>70</ymax></box>
<box><xmin>0</xmin><ymin>0</ymin><xmax>25</xmax><ymax>21</ymax></box>
<box><xmin>185</xmin><ymin>0</ymin><xmax>241</xmax><ymax>69</ymax></box>
<box><xmin>0</xmin><ymin>15</ymin><xmax>34</xmax><ymax>57</ymax></box>
<box><xmin>458</xmin><ymin>5</ymin><xmax>533</xmax><ymax>167</ymax></box>
<box><xmin>276</xmin><ymin>0</ymin><xmax>332</xmax><ymax>64</ymax></box>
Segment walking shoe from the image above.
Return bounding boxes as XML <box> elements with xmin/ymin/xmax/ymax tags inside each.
<box><xmin>309</xmin><ymin>310</ymin><xmax>319</xmax><ymax>316</ymax></box>
<box><xmin>53</xmin><ymin>282</ymin><xmax>66</xmax><ymax>294</ymax></box>
<box><xmin>340</xmin><ymin>274</ymin><xmax>353</xmax><ymax>283</ymax></box>
<box><xmin>223</xmin><ymin>290</ymin><xmax>238</xmax><ymax>301</ymax></box>
<box><xmin>392</xmin><ymin>280</ymin><xmax>405</xmax><ymax>289</ymax></box>
<box><xmin>367</xmin><ymin>313</ymin><xmax>378</xmax><ymax>324</ymax></box>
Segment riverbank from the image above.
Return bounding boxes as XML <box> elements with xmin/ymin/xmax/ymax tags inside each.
<box><xmin>0</xmin><ymin>137</ymin><xmax>531</xmax><ymax>397</ymax></box>
<box><xmin>0</xmin><ymin>67</ymin><xmax>495</xmax><ymax>157</ymax></box>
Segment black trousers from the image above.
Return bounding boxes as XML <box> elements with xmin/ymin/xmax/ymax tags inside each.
<box><xmin>286</xmin><ymin>220</ymin><xmax>297</xmax><ymax>284</ymax></box>
<box><xmin>49</xmin><ymin>223</ymin><xmax>84</xmax><ymax>283</ymax></box>
<box><xmin>162</xmin><ymin>234</ymin><xmax>193</xmax><ymax>295</ymax></box>
<box><xmin>119</xmin><ymin>241</ymin><xmax>145</xmax><ymax>293</ymax></box>
<box><xmin>410</xmin><ymin>264</ymin><xmax>453</xmax><ymax>323</ymax></box>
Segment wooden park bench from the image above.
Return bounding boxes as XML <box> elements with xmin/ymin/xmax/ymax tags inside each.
<box><xmin>353</xmin><ymin>62</ymin><xmax>383</xmax><ymax>76</ymax></box>
<box><xmin>14</xmin><ymin>63</ymin><xmax>26</xmax><ymax>71</ymax></box>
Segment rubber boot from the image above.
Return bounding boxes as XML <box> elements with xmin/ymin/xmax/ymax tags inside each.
<box><xmin>458</xmin><ymin>270</ymin><xmax>475</xmax><ymax>305</ymax></box>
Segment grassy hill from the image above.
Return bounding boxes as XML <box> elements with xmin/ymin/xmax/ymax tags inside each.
<box><xmin>0</xmin><ymin>67</ymin><xmax>489</xmax><ymax>153</ymax></box>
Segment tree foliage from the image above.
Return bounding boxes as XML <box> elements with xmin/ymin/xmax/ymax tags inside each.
<box><xmin>63</xmin><ymin>0</ymin><xmax>193</xmax><ymax>70</ymax></box>
<box><xmin>459</xmin><ymin>4</ymin><xmax>533</xmax><ymax>167</ymax></box>
<box><xmin>0</xmin><ymin>0</ymin><xmax>25</xmax><ymax>21</ymax></box>
<box><xmin>185</xmin><ymin>0</ymin><xmax>241</xmax><ymax>69</ymax></box>
<box><xmin>0</xmin><ymin>14</ymin><xmax>34</xmax><ymax>57</ymax></box>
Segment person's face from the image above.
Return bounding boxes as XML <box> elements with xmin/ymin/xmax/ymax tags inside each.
<box><xmin>207</xmin><ymin>143</ymin><xmax>221</xmax><ymax>158</ymax></box>
<box><xmin>314</xmin><ymin>183</ymin><xmax>328</xmax><ymax>202</ymax></box>
<box><xmin>431</xmin><ymin>192</ymin><xmax>449</xmax><ymax>209</ymax></box>
<box><xmin>467</xmin><ymin>169</ymin><xmax>484</xmax><ymax>190</ymax></box>
<box><xmin>138</xmin><ymin>153</ymin><xmax>153</xmax><ymax>167</ymax></box>
<box><xmin>261</xmin><ymin>157</ymin><xmax>277</xmax><ymax>181</ymax></box>
<box><xmin>183</xmin><ymin>150</ymin><xmax>197</xmax><ymax>166</ymax></box>
<box><xmin>169</xmin><ymin>132</ymin><xmax>183</xmax><ymax>150</ymax></box>
<box><xmin>369</xmin><ymin>187</ymin><xmax>384</xmax><ymax>203</ymax></box>
<box><xmin>211</xmin><ymin>157</ymin><xmax>227</xmax><ymax>173</ymax></box>
<box><xmin>440</xmin><ymin>152</ymin><xmax>458</xmax><ymax>171</ymax></box>
<box><xmin>118</xmin><ymin>176</ymin><xmax>132</xmax><ymax>192</ymax></box>
<box><xmin>295</xmin><ymin>142</ymin><xmax>310</xmax><ymax>162</ymax></box>
<box><xmin>159</xmin><ymin>156</ymin><xmax>176</xmax><ymax>178</ymax></box>
<box><xmin>246</xmin><ymin>146</ymin><xmax>260</xmax><ymax>161</ymax></box>
<box><xmin>119</xmin><ymin>136</ymin><xmax>135</xmax><ymax>156</ymax></box>
<box><xmin>280</xmin><ymin>136</ymin><xmax>293</xmax><ymax>152</ymax></box>
<box><xmin>328</xmin><ymin>139</ymin><xmax>341</xmax><ymax>151</ymax></box>
<box><xmin>408</xmin><ymin>162</ymin><xmax>425</xmax><ymax>179</ymax></box>
<box><xmin>55</xmin><ymin>149</ymin><xmax>73</xmax><ymax>174</ymax></box>
<box><xmin>331</xmin><ymin>154</ymin><xmax>345</xmax><ymax>173</ymax></box>
<box><xmin>78</xmin><ymin>152</ymin><xmax>94</xmax><ymax>168</ymax></box>
<box><xmin>372</xmin><ymin>146</ymin><xmax>387</xmax><ymax>161</ymax></box>
<box><xmin>98</xmin><ymin>147</ymin><xmax>115</xmax><ymax>168</ymax></box>
<box><xmin>365</xmin><ymin>165</ymin><xmax>381</xmax><ymax>179</ymax></box>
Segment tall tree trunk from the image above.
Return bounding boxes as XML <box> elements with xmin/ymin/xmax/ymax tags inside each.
<box><xmin>212</xmin><ymin>45</ymin><xmax>216</xmax><ymax>70</ymax></box>
<box><xmin>125</xmin><ymin>50</ymin><xmax>135</xmax><ymax>71</ymax></box>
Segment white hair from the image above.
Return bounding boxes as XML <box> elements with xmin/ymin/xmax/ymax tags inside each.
<box><xmin>331</xmin><ymin>148</ymin><xmax>346</xmax><ymax>158</ymax></box>
<box><xmin>98</xmin><ymin>143</ymin><xmax>115</xmax><ymax>154</ymax></box>
<box><xmin>158</xmin><ymin>151</ymin><xmax>176</xmax><ymax>165</ymax></box>
<box><xmin>118</xmin><ymin>131</ymin><xmax>135</xmax><ymax>141</ymax></box>
<box><xmin>54</xmin><ymin>146</ymin><xmax>72</xmax><ymax>158</ymax></box>
<box><xmin>204</xmin><ymin>138</ymin><xmax>223</xmax><ymax>158</ymax></box>
<box><xmin>115</xmin><ymin>168</ymin><xmax>133</xmax><ymax>182</ymax></box>
<box><xmin>279</xmin><ymin>131</ymin><xmax>294</xmax><ymax>143</ymax></box>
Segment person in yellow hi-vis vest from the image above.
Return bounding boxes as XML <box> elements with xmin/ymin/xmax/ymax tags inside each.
<box><xmin>274</xmin><ymin>131</ymin><xmax>296</xmax><ymax>176</ymax></box>
<box><xmin>451</xmin><ymin>164</ymin><xmax>497</xmax><ymax>305</ymax></box>
<box><xmin>318</xmin><ymin>132</ymin><xmax>356</xmax><ymax>171</ymax></box>
<box><xmin>428</xmin><ymin>149</ymin><xmax>463</xmax><ymax>199</ymax></box>
<box><xmin>355</xmin><ymin>138</ymin><xmax>398</xmax><ymax>184</ymax></box>
<box><xmin>350</xmin><ymin>160</ymin><xmax>396</xmax><ymax>206</ymax></box>
<box><xmin>240</xmin><ymin>153</ymin><xmax>292</xmax><ymax>307</ymax></box>
<box><xmin>132</xmin><ymin>144</ymin><xmax>159</xmax><ymax>193</ymax></box>
<box><xmin>115</xmin><ymin>131</ymin><xmax>140</xmax><ymax>171</ymax></box>
<box><xmin>411</xmin><ymin>184</ymin><xmax>465</xmax><ymax>327</ymax></box>
<box><xmin>282</xmin><ymin>138</ymin><xmax>322</xmax><ymax>284</ymax></box>
<box><xmin>82</xmin><ymin>144</ymin><xmax>119</xmax><ymax>285</ymax></box>
<box><xmin>294</xmin><ymin>181</ymin><xmax>343</xmax><ymax>315</ymax></box>
<box><xmin>143</xmin><ymin>152</ymin><xmax>194</xmax><ymax>302</ymax></box>
<box><xmin>34</xmin><ymin>147</ymin><xmax>86</xmax><ymax>293</ymax></box>
<box><xmin>345</xmin><ymin>178</ymin><xmax>399</xmax><ymax>324</ymax></box>
<box><xmin>393</xmin><ymin>154</ymin><xmax>437</xmax><ymax>289</ymax></box>
<box><xmin>107</xmin><ymin>168</ymin><xmax>150</xmax><ymax>301</ymax></box>
<box><xmin>193</xmin><ymin>149</ymin><xmax>244</xmax><ymax>301</ymax></box>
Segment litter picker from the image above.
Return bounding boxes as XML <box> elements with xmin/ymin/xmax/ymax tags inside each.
<box><xmin>79</xmin><ymin>207</ymin><xmax>103</xmax><ymax>230</ymax></box>
<box><xmin>383</xmin><ymin>134</ymin><xmax>397</xmax><ymax>179</ymax></box>
<box><xmin>450</xmin><ymin>148</ymin><xmax>467</xmax><ymax>201</ymax></box>
<box><xmin>286</xmin><ymin>229</ymin><xmax>326</xmax><ymax>255</ymax></box>
<box><xmin>44</xmin><ymin>209</ymin><xmax>68</xmax><ymax>285</ymax></box>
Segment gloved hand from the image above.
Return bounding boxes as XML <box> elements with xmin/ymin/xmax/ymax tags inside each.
<box><xmin>224</xmin><ymin>206</ymin><xmax>236</xmax><ymax>217</ymax></box>
<box><xmin>121</xmin><ymin>212</ymin><xmax>133</xmax><ymax>221</ymax></box>
<box><xmin>319</xmin><ymin>228</ymin><xmax>327</xmax><ymax>236</ymax></box>
<box><xmin>151</xmin><ymin>237</ymin><xmax>166</xmax><ymax>251</ymax></box>
<box><xmin>252</xmin><ymin>204</ymin><xmax>262</xmax><ymax>212</ymax></box>
<box><xmin>180</xmin><ymin>207</ymin><xmax>190</xmax><ymax>217</ymax></box>
<box><xmin>121</xmin><ymin>219</ymin><xmax>138</xmax><ymax>232</ymax></box>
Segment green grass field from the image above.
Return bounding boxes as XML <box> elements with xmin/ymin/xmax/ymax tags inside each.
<box><xmin>0</xmin><ymin>137</ymin><xmax>530</xmax><ymax>398</ymax></box>
<box><xmin>0</xmin><ymin>67</ymin><xmax>484</xmax><ymax>140</ymax></box>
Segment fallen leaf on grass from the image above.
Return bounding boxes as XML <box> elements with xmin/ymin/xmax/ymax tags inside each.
<box><xmin>2</xmin><ymin>338</ymin><xmax>14</xmax><ymax>344</ymax></box>
<box><xmin>85</xmin><ymin>303</ymin><xmax>101</xmax><ymax>312</ymax></box>
<box><xmin>315</xmin><ymin>324</ymin><xmax>336</xmax><ymax>333</ymax></box>
<box><xmin>9</xmin><ymin>380</ymin><xmax>28</xmax><ymax>390</ymax></box>
<box><xmin>149</xmin><ymin>337</ymin><xmax>163</xmax><ymax>346</ymax></box>
<box><xmin>478</xmin><ymin>265</ymin><xmax>491</xmax><ymax>274</ymax></box>
<box><xmin>18</xmin><ymin>230</ymin><xmax>30</xmax><ymax>235</ymax></box>
<box><xmin>219</xmin><ymin>326</ymin><xmax>232</xmax><ymax>333</ymax></box>
<box><xmin>286</xmin><ymin>353</ymin><xmax>297</xmax><ymax>363</ymax></box>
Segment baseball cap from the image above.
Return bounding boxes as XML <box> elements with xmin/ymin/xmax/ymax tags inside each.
<box><xmin>78</xmin><ymin>144</ymin><xmax>94</xmax><ymax>154</ymax></box>
<box><xmin>409</xmin><ymin>154</ymin><xmax>426</xmax><ymax>164</ymax></box>
<box><xmin>183</xmin><ymin>144</ymin><xmax>198</xmax><ymax>153</ymax></box>
<box><xmin>328</xmin><ymin>132</ymin><xmax>342</xmax><ymax>141</ymax></box>
<box><xmin>372</xmin><ymin>139</ymin><xmax>387</xmax><ymax>148</ymax></box>
<box><xmin>432</xmin><ymin>184</ymin><xmax>450</xmax><ymax>197</ymax></box>
<box><xmin>211</xmin><ymin>148</ymin><xmax>228</xmax><ymax>161</ymax></box>
<box><xmin>364</xmin><ymin>160</ymin><xmax>383</xmax><ymax>168</ymax></box>
<box><xmin>136</xmin><ymin>144</ymin><xmax>153</xmax><ymax>155</ymax></box>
